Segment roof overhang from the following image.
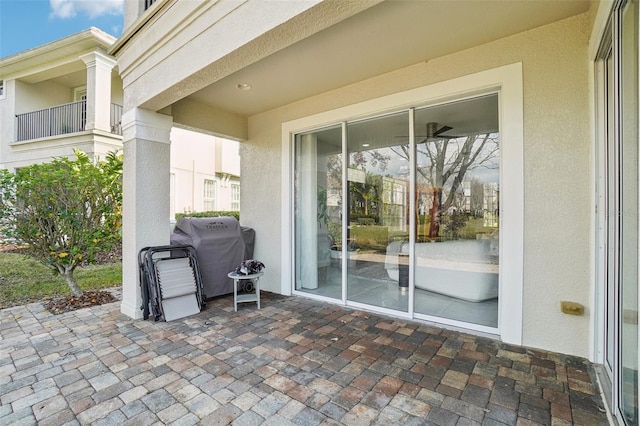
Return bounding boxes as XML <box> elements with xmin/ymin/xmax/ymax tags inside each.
<box><xmin>0</xmin><ymin>27</ymin><xmax>117</xmax><ymax>83</ymax></box>
<box><xmin>110</xmin><ymin>0</ymin><xmax>592</xmax><ymax>123</ymax></box>
<box><xmin>186</xmin><ymin>0</ymin><xmax>592</xmax><ymax>117</ymax></box>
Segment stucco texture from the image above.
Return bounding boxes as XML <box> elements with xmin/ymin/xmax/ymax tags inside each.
<box><xmin>245</xmin><ymin>13</ymin><xmax>592</xmax><ymax>357</ymax></box>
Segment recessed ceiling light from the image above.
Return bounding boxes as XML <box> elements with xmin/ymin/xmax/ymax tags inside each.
<box><xmin>362</xmin><ymin>143</ymin><xmax>370</xmax><ymax>147</ymax></box>
<box><xmin>236</xmin><ymin>83</ymin><xmax>252</xmax><ymax>91</ymax></box>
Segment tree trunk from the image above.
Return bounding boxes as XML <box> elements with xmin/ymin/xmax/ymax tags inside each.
<box><xmin>428</xmin><ymin>187</ymin><xmax>442</xmax><ymax>238</ymax></box>
<box><xmin>62</xmin><ymin>267</ymin><xmax>83</xmax><ymax>297</ymax></box>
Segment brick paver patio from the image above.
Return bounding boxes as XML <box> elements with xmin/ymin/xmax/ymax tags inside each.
<box><xmin>1</xmin><ymin>290</ymin><xmax>609</xmax><ymax>425</ymax></box>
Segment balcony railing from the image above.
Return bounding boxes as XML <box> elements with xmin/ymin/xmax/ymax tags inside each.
<box><xmin>110</xmin><ymin>103</ymin><xmax>123</xmax><ymax>135</ymax></box>
<box><xmin>15</xmin><ymin>101</ymin><xmax>123</xmax><ymax>142</ymax></box>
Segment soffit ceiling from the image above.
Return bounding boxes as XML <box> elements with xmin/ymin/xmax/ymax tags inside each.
<box><xmin>187</xmin><ymin>0</ymin><xmax>590</xmax><ymax>117</ymax></box>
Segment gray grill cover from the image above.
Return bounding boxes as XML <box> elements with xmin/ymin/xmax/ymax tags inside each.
<box><xmin>170</xmin><ymin>217</ymin><xmax>254</xmax><ymax>298</ymax></box>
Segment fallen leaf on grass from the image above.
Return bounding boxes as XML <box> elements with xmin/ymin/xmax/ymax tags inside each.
<box><xmin>43</xmin><ymin>290</ymin><xmax>116</xmax><ymax>315</ymax></box>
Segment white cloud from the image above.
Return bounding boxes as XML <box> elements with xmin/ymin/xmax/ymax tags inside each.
<box><xmin>50</xmin><ymin>0</ymin><xmax>124</xmax><ymax>19</ymax></box>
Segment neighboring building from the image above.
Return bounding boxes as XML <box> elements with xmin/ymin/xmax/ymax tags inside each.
<box><xmin>0</xmin><ymin>28</ymin><xmax>239</xmax><ymax>220</ymax></box>
<box><xmin>0</xmin><ymin>28</ymin><xmax>123</xmax><ymax>169</ymax></box>
<box><xmin>170</xmin><ymin>127</ymin><xmax>240</xmax><ymax>216</ymax></box>
<box><xmin>108</xmin><ymin>1</ymin><xmax>635</xmax><ymax>423</ymax></box>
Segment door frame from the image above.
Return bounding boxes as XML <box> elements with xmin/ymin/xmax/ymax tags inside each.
<box><xmin>591</xmin><ymin>0</ymin><xmax>639</xmax><ymax>423</ymax></box>
<box><xmin>281</xmin><ymin>63</ymin><xmax>524</xmax><ymax>344</ymax></box>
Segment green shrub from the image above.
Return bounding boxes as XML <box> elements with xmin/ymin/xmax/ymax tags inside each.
<box><xmin>175</xmin><ymin>211</ymin><xmax>240</xmax><ymax>221</ymax></box>
<box><xmin>0</xmin><ymin>149</ymin><xmax>122</xmax><ymax>297</ymax></box>
<box><xmin>349</xmin><ymin>213</ymin><xmax>378</xmax><ymax>224</ymax></box>
<box><xmin>349</xmin><ymin>225</ymin><xmax>389</xmax><ymax>252</ymax></box>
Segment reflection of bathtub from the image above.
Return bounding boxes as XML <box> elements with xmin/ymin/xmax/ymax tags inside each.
<box><xmin>385</xmin><ymin>239</ymin><xmax>498</xmax><ymax>302</ymax></box>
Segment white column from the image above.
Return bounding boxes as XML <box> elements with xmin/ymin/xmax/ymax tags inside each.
<box><xmin>80</xmin><ymin>51</ymin><xmax>116</xmax><ymax>132</ymax></box>
<box><xmin>120</xmin><ymin>108</ymin><xmax>173</xmax><ymax>319</ymax></box>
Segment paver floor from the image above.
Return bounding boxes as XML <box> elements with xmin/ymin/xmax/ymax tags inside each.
<box><xmin>1</xmin><ymin>290</ymin><xmax>610</xmax><ymax>425</ymax></box>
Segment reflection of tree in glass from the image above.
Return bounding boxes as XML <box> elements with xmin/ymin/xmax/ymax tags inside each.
<box><xmin>350</xmin><ymin>174</ymin><xmax>381</xmax><ymax>217</ymax></box>
<box><xmin>470</xmin><ymin>178</ymin><xmax>486</xmax><ymax>215</ymax></box>
<box><xmin>326</xmin><ymin>150</ymin><xmax>390</xmax><ymax>210</ymax></box>
<box><xmin>325</xmin><ymin>150</ymin><xmax>391</xmax><ymax>243</ymax></box>
<box><xmin>392</xmin><ymin>133</ymin><xmax>498</xmax><ymax>238</ymax></box>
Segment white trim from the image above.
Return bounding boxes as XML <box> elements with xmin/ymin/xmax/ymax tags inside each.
<box><xmin>408</xmin><ymin>108</ymin><xmax>416</xmax><ymax>318</ymax></box>
<box><xmin>282</xmin><ymin>63</ymin><xmax>524</xmax><ymax>344</ymax></box>
<box><xmin>592</xmin><ymin>57</ymin><xmax>607</xmax><ymax>366</ymax></box>
<box><xmin>341</xmin><ymin>122</ymin><xmax>348</xmax><ymax>303</ymax></box>
<box><xmin>291</xmin><ymin>289</ymin><xmax>340</xmax><ymax>305</ymax></box>
<box><xmin>347</xmin><ymin>300</ymin><xmax>413</xmax><ymax>320</ymax></box>
<box><xmin>280</xmin><ymin>132</ymin><xmax>293</xmax><ymax>296</ymax></box>
<box><xmin>589</xmin><ymin>1</ymin><xmax>615</xmax><ymax>61</ymax></box>
<box><xmin>497</xmin><ymin>63</ymin><xmax>524</xmax><ymax>345</ymax></box>
<box><xmin>414</xmin><ymin>312</ymin><xmax>500</xmax><ymax>336</ymax></box>
<box><xmin>589</xmin><ymin>1</ymin><xmax>616</xmax><ymax>412</ymax></box>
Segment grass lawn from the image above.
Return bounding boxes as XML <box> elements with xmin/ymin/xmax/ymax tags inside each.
<box><xmin>0</xmin><ymin>252</ymin><xmax>122</xmax><ymax>309</ymax></box>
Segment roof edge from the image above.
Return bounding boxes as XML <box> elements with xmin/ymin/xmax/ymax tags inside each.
<box><xmin>109</xmin><ymin>0</ymin><xmax>170</xmax><ymax>57</ymax></box>
<box><xmin>0</xmin><ymin>27</ymin><xmax>116</xmax><ymax>68</ymax></box>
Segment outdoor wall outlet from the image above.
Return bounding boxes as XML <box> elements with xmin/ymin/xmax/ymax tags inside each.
<box><xmin>561</xmin><ymin>301</ymin><xmax>584</xmax><ymax>316</ymax></box>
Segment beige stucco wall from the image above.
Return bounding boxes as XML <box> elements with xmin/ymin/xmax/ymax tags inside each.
<box><xmin>111</xmin><ymin>75</ymin><xmax>123</xmax><ymax>106</ymax></box>
<box><xmin>14</xmin><ymin>80</ymin><xmax>70</xmax><ymax>114</ymax></box>
<box><xmin>243</xmin><ymin>12</ymin><xmax>591</xmax><ymax>357</ymax></box>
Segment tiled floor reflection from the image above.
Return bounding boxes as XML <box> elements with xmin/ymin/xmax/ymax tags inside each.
<box><xmin>298</xmin><ymin>261</ymin><xmax>497</xmax><ymax>327</ymax></box>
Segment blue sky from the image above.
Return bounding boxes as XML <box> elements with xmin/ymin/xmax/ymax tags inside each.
<box><xmin>0</xmin><ymin>0</ymin><xmax>124</xmax><ymax>58</ymax></box>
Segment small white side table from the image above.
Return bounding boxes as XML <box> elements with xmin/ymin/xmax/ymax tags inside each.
<box><xmin>227</xmin><ymin>271</ymin><xmax>264</xmax><ymax>312</ymax></box>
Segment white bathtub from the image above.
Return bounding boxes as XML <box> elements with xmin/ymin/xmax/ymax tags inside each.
<box><xmin>385</xmin><ymin>239</ymin><xmax>498</xmax><ymax>302</ymax></box>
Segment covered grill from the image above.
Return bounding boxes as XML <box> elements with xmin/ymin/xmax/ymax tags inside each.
<box><xmin>170</xmin><ymin>217</ymin><xmax>255</xmax><ymax>298</ymax></box>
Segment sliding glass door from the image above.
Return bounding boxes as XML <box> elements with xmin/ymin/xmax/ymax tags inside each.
<box><xmin>596</xmin><ymin>1</ymin><xmax>638</xmax><ymax>423</ymax></box>
<box><xmin>294</xmin><ymin>125</ymin><xmax>342</xmax><ymax>300</ymax></box>
<box><xmin>619</xmin><ymin>0</ymin><xmax>638</xmax><ymax>422</ymax></box>
<box><xmin>345</xmin><ymin>112</ymin><xmax>410</xmax><ymax>312</ymax></box>
<box><xmin>294</xmin><ymin>94</ymin><xmax>500</xmax><ymax>330</ymax></box>
<box><xmin>413</xmin><ymin>95</ymin><xmax>499</xmax><ymax>328</ymax></box>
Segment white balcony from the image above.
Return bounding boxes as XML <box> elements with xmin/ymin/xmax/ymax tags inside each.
<box><xmin>15</xmin><ymin>101</ymin><xmax>122</xmax><ymax>142</ymax></box>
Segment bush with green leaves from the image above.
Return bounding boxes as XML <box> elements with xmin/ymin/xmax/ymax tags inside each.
<box><xmin>175</xmin><ymin>210</ymin><xmax>240</xmax><ymax>221</ymax></box>
<box><xmin>0</xmin><ymin>149</ymin><xmax>122</xmax><ymax>296</ymax></box>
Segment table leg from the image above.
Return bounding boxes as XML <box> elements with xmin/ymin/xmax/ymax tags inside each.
<box><xmin>234</xmin><ymin>278</ymin><xmax>238</xmax><ymax>312</ymax></box>
<box><xmin>256</xmin><ymin>277</ymin><xmax>260</xmax><ymax>309</ymax></box>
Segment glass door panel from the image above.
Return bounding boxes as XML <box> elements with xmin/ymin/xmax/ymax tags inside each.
<box><xmin>604</xmin><ymin>44</ymin><xmax>617</xmax><ymax>378</ymax></box>
<box><xmin>619</xmin><ymin>1</ymin><xmax>638</xmax><ymax>422</ymax></box>
<box><xmin>346</xmin><ymin>112</ymin><xmax>410</xmax><ymax>312</ymax></box>
<box><xmin>294</xmin><ymin>125</ymin><xmax>343</xmax><ymax>300</ymax></box>
<box><xmin>413</xmin><ymin>95</ymin><xmax>500</xmax><ymax>328</ymax></box>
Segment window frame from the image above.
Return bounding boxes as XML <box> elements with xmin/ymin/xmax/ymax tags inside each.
<box><xmin>203</xmin><ymin>178</ymin><xmax>217</xmax><ymax>211</ymax></box>
<box><xmin>231</xmin><ymin>183</ymin><xmax>240</xmax><ymax>211</ymax></box>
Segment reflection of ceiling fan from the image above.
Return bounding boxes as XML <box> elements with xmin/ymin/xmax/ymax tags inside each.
<box><xmin>417</xmin><ymin>122</ymin><xmax>462</xmax><ymax>143</ymax></box>
<box><xmin>396</xmin><ymin>122</ymin><xmax>462</xmax><ymax>143</ymax></box>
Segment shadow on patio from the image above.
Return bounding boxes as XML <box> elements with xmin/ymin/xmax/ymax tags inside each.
<box><xmin>0</xmin><ymin>291</ymin><xmax>609</xmax><ymax>425</ymax></box>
